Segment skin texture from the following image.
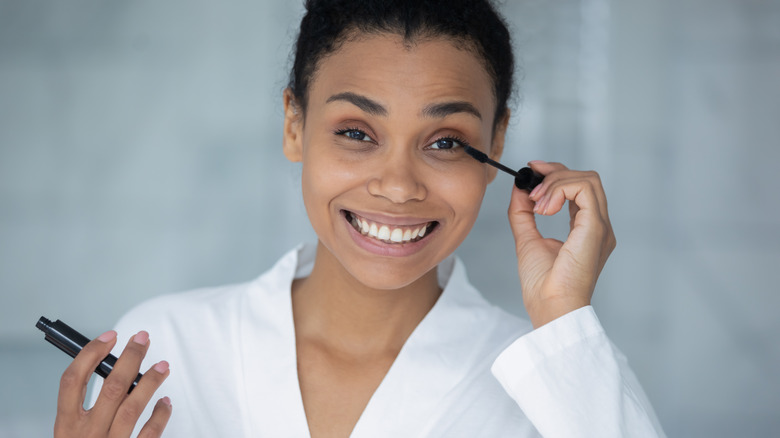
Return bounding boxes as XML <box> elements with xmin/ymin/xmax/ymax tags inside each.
<box><xmin>54</xmin><ymin>30</ymin><xmax>615</xmax><ymax>438</ymax></box>
<box><xmin>283</xmin><ymin>34</ymin><xmax>508</xmax><ymax>438</ymax></box>
<box><xmin>284</xmin><ymin>32</ymin><xmax>615</xmax><ymax>437</ymax></box>
<box><xmin>55</xmin><ymin>330</ymin><xmax>171</xmax><ymax>438</ymax></box>
<box><xmin>513</xmin><ymin>162</ymin><xmax>616</xmax><ymax>328</ymax></box>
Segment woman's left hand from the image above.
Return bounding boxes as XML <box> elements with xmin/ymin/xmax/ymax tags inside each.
<box><xmin>508</xmin><ymin>161</ymin><xmax>616</xmax><ymax>328</ymax></box>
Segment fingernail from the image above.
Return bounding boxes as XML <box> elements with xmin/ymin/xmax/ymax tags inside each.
<box><xmin>538</xmin><ymin>196</ymin><xmax>550</xmax><ymax>215</ymax></box>
<box><xmin>133</xmin><ymin>330</ymin><xmax>149</xmax><ymax>345</ymax></box>
<box><xmin>529</xmin><ymin>184</ymin><xmax>542</xmax><ymax>198</ymax></box>
<box><xmin>161</xmin><ymin>396</ymin><xmax>172</xmax><ymax>407</ymax></box>
<box><xmin>528</xmin><ymin>160</ymin><xmax>546</xmax><ymax>165</ymax></box>
<box><xmin>153</xmin><ymin>360</ymin><xmax>169</xmax><ymax>374</ymax></box>
<box><xmin>97</xmin><ymin>330</ymin><xmax>117</xmax><ymax>343</ymax></box>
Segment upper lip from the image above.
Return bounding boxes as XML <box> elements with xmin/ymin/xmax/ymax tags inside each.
<box><xmin>342</xmin><ymin>209</ymin><xmax>439</xmax><ymax>227</ymax></box>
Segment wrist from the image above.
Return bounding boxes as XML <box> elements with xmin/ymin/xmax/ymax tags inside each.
<box><xmin>526</xmin><ymin>296</ymin><xmax>591</xmax><ymax>329</ymax></box>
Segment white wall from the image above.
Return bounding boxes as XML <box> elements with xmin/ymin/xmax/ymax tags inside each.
<box><xmin>1</xmin><ymin>0</ymin><xmax>778</xmax><ymax>436</ymax></box>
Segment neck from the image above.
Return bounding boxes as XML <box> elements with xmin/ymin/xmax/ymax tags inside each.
<box><xmin>291</xmin><ymin>241</ymin><xmax>442</xmax><ymax>358</ymax></box>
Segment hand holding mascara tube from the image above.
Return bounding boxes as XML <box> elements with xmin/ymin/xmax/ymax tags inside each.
<box><xmin>37</xmin><ymin>317</ymin><xmax>173</xmax><ymax>437</ymax></box>
<box><xmin>36</xmin><ymin>317</ymin><xmax>143</xmax><ymax>392</ymax></box>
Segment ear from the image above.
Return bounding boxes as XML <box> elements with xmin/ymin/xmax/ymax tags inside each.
<box><xmin>282</xmin><ymin>88</ymin><xmax>304</xmax><ymax>163</ymax></box>
<box><xmin>487</xmin><ymin>109</ymin><xmax>510</xmax><ymax>183</ymax></box>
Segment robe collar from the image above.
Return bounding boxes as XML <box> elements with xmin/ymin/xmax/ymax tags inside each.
<box><xmin>241</xmin><ymin>243</ymin><xmax>501</xmax><ymax>437</ymax></box>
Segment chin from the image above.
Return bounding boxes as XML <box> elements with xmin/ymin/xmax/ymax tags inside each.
<box><xmin>345</xmin><ymin>257</ymin><xmax>439</xmax><ymax>291</ymax></box>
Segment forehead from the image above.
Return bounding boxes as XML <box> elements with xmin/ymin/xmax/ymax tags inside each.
<box><xmin>307</xmin><ymin>33</ymin><xmax>496</xmax><ymax>119</ymax></box>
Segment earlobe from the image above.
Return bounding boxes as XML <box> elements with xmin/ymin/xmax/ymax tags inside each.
<box><xmin>487</xmin><ymin>110</ymin><xmax>510</xmax><ymax>183</ymax></box>
<box><xmin>282</xmin><ymin>88</ymin><xmax>304</xmax><ymax>163</ymax></box>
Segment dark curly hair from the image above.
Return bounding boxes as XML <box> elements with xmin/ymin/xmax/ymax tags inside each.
<box><xmin>288</xmin><ymin>0</ymin><xmax>514</xmax><ymax>130</ymax></box>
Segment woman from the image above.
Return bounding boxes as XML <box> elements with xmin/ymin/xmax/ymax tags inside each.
<box><xmin>54</xmin><ymin>0</ymin><xmax>665</xmax><ymax>436</ymax></box>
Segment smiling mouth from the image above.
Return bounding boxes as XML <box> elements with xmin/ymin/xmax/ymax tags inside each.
<box><xmin>343</xmin><ymin>210</ymin><xmax>438</xmax><ymax>244</ymax></box>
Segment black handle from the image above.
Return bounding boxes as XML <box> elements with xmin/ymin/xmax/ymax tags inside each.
<box><xmin>514</xmin><ymin>167</ymin><xmax>544</xmax><ymax>192</ymax></box>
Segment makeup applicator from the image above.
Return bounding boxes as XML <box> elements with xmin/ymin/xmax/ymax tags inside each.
<box><xmin>463</xmin><ymin>145</ymin><xmax>544</xmax><ymax>192</ymax></box>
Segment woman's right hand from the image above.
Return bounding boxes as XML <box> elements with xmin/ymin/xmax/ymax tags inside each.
<box><xmin>55</xmin><ymin>330</ymin><xmax>172</xmax><ymax>437</ymax></box>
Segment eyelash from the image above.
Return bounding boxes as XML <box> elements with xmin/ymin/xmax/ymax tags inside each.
<box><xmin>334</xmin><ymin>128</ymin><xmax>471</xmax><ymax>153</ymax></box>
<box><xmin>334</xmin><ymin>127</ymin><xmax>371</xmax><ymax>142</ymax></box>
<box><xmin>429</xmin><ymin>135</ymin><xmax>471</xmax><ymax>153</ymax></box>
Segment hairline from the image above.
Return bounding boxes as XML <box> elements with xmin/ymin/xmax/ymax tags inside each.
<box><xmin>293</xmin><ymin>28</ymin><xmax>505</xmax><ymax>132</ymax></box>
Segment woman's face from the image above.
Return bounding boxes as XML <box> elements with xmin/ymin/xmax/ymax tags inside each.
<box><xmin>284</xmin><ymin>33</ymin><xmax>508</xmax><ymax>290</ymax></box>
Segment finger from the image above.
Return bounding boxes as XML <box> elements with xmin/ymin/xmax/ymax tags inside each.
<box><xmin>577</xmin><ymin>170</ymin><xmax>610</xmax><ymax>221</ymax></box>
<box><xmin>136</xmin><ymin>397</ymin><xmax>173</xmax><ymax>438</ymax></box>
<box><xmin>90</xmin><ymin>331</ymin><xmax>151</xmax><ymax>431</ymax></box>
<box><xmin>539</xmin><ymin>177</ymin><xmax>602</xmax><ymax>225</ymax></box>
<box><xmin>533</xmin><ymin>171</ymin><xmax>606</xmax><ymax>218</ymax></box>
<box><xmin>569</xmin><ymin>198</ymin><xmax>580</xmax><ymax>231</ymax></box>
<box><xmin>109</xmin><ymin>360</ymin><xmax>171</xmax><ymax>438</ymax></box>
<box><xmin>508</xmin><ymin>184</ymin><xmax>543</xmax><ymax>248</ymax></box>
<box><xmin>543</xmin><ymin>174</ymin><xmax>616</xmax><ymax>273</ymax></box>
<box><xmin>57</xmin><ymin>330</ymin><xmax>118</xmax><ymax>419</ymax></box>
<box><xmin>526</xmin><ymin>161</ymin><xmax>569</xmax><ymax>202</ymax></box>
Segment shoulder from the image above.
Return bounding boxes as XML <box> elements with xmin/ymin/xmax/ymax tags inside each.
<box><xmin>117</xmin><ymin>282</ymin><xmax>248</xmax><ymax>326</ymax></box>
<box><xmin>108</xmin><ymin>281</ymin><xmax>253</xmax><ymax>350</ymax></box>
<box><xmin>112</xmin><ymin>245</ymin><xmax>303</xmax><ymax>339</ymax></box>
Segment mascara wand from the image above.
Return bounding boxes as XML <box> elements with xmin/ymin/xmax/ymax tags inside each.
<box><xmin>463</xmin><ymin>145</ymin><xmax>544</xmax><ymax>192</ymax></box>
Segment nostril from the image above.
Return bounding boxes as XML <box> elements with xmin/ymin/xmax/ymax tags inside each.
<box><xmin>366</xmin><ymin>174</ymin><xmax>427</xmax><ymax>204</ymax></box>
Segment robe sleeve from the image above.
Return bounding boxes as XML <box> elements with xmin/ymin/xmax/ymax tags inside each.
<box><xmin>490</xmin><ymin>306</ymin><xmax>666</xmax><ymax>437</ymax></box>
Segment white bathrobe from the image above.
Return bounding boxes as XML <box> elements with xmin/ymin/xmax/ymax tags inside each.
<box><xmin>91</xmin><ymin>243</ymin><xmax>665</xmax><ymax>437</ymax></box>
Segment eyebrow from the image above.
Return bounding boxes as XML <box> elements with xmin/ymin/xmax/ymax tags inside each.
<box><xmin>326</xmin><ymin>92</ymin><xmax>388</xmax><ymax>117</ymax></box>
<box><xmin>325</xmin><ymin>92</ymin><xmax>482</xmax><ymax>121</ymax></box>
<box><xmin>422</xmin><ymin>101</ymin><xmax>482</xmax><ymax>121</ymax></box>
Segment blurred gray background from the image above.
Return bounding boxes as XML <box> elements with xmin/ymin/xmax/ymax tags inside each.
<box><xmin>1</xmin><ymin>0</ymin><xmax>778</xmax><ymax>436</ymax></box>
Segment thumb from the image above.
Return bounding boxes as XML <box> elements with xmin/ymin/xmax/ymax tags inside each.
<box><xmin>507</xmin><ymin>185</ymin><xmax>542</xmax><ymax>250</ymax></box>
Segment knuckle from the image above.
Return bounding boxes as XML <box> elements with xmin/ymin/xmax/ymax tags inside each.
<box><xmin>59</xmin><ymin>367</ymin><xmax>81</xmax><ymax>389</ymax></box>
<box><xmin>101</xmin><ymin>378</ymin><xmax>128</xmax><ymax>402</ymax></box>
<box><xmin>122</xmin><ymin>343</ymin><xmax>147</xmax><ymax>360</ymax></box>
<box><xmin>116</xmin><ymin>400</ymin><xmax>144</xmax><ymax>425</ymax></box>
<box><xmin>585</xmin><ymin>170</ymin><xmax>601</xmax><ymax>184</ymax></box>
<box><xmin>143</xmin><ymin>370</ymin><xmax>166</xmax><ymax>386</ymax></box>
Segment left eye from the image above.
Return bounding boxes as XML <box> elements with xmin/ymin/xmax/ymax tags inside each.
<box><xmin>339</xmin><ymin>129</ymin><xmax>372</xmax><ymax>142</ymax></box>
<box><xmin>429</xmin><ymin>138</ymin><xmax>463</xmax><ymax>150</ymax></box>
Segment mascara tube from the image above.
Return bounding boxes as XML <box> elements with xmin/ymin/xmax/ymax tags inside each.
<box><xmin>36</xmin><ymin>316</ymin><xmax>142</xmax><ymax>393</ymax></box>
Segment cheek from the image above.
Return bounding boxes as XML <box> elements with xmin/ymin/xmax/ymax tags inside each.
<box><xmin>433</xmin><ymin>164</ymin><xmax>488</xmax><ymax>222</ymax></box>
<box><xmin>300</xmin><ymin>145</ymin><xmax>364</xmax><ymax>212</ymax></box>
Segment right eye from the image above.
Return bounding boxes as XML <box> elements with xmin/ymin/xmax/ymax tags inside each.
<box><xmin>336</xmin><ymin>128</ymin><xmax>372</xmax><ymax>142</ymax></box>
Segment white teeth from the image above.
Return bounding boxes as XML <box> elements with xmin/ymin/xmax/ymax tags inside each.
<box><xmin>347</xmin><ymin>211</ymin><xmax>433</xmax><ymax>244</ymax></box>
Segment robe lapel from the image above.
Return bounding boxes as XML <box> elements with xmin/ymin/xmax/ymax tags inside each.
<box><xmin>240</xmin><ymin>245</ymin><xmax>312</xmax><ymax>437</ymax></box>
<box><xmin>238</xmin><ymin>246</ymin><xmax>499</xmax><ymax>438</ymax></box>
<box><xmin>350</xmin><ymin>257</ymin><xmax>497</xmax><ymax>437</ymax></box>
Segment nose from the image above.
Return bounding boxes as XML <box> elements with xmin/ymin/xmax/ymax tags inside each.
<box><xmin>366</xmin><ymin>149</ymin><xmax>427</xmax><ymax>204</ymax></box>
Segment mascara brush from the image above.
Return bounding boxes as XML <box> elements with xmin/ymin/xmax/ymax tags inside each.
<box><xmin>463</xmin><ymin>145</ymin><xmax>544</xmax><ymax>192</ymax></box>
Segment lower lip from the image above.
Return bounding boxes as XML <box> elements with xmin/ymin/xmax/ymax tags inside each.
<box><xmin>343</xmin><ymin>214</ymin><xmax>438</xmax><ymax>257</ymax></box>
